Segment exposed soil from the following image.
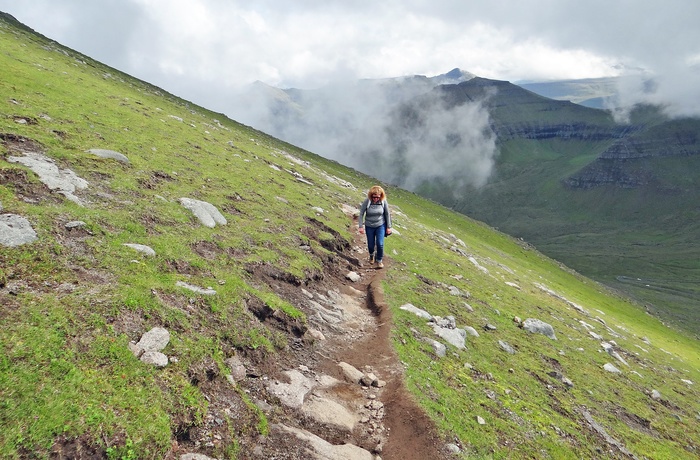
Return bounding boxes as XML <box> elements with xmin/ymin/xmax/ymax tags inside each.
<box><xmin>1</xmin><ymin>139</ymin><xmax>449</xmax><ymax>459</ymax></box>
<box><xmin>207</xmin><ymin>216</ymin><xmax>452</xmax><ymax>460</ymax></box>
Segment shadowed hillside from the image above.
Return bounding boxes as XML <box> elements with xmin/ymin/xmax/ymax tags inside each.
<box><xmin>1</xmin><ymin>12</ymin><xmax>699</xmax><ymax>460</ymax></box>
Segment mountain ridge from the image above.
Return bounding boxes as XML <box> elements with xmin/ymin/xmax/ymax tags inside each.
<box><xmin>226</xmin><ymin>67</ymin><xmax>700</xmax><ymax>335</ymax></box>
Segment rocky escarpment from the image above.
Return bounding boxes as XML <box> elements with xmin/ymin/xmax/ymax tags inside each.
<box><xmin>491</xmin><ymin>120</ymin><xmax>634</xmax><ymax>142</ymax></box>
<box><xmin>564</xmin><ymin>118</ymin><xmax>700</xmax><ymax>189</ymax></box>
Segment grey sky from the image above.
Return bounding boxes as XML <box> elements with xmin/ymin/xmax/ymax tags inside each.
<box><xmin>2</xmin><ymin>0</ymin><xmax>699</xmax><ymax>117</ymax></box>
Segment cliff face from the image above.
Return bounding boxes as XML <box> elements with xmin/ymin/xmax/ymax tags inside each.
<box><xmin>565</xmin><ymin>118</ymin><xmax>700</xmax><ymax>189</ymax></box>
<box><xmin>426</xmin><ymin>78</ymin><xmax>700</xmax><ymax>190</ymax></box>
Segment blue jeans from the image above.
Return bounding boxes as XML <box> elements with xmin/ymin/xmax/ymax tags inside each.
<box><xmin>365</xmin><ymin>224</ymin><xmax>386</xmax><ymax>262</ymax></box>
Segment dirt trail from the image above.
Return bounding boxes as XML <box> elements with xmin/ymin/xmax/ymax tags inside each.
<box><xmin>171</xmin><ymin>216</ymin><xmax>452</xmax><ymax>459</ymax></box>
<box><xmin>300</xmin><ymin>217</ymin><xmax>449</xmax><ymax>460</ymax></box>
<box><xmin>335</xmin><ymin>263</ymin><xmax>448</xmax><ymax>460</ymax></box>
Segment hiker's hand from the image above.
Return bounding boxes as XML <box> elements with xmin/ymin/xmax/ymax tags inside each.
<box><xmin>386</xmin><ymin>228</ymin><xmax>392</xmax><ymax>235</ymax></box>
<box><xmin>359</xmin><ymin>227</ymin><xmax>364</xmax><ymax>234</ymax></box>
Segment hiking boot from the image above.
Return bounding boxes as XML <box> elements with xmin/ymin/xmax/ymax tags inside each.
<box><xmin>369</xmin><ymin>254</ymin><xmax>375</xmax><ymax>264</ymax></box>
<box><xmin>377</xmin><ymin>261</ymin><xmax>384</xmax><ymax>268</ymax></box>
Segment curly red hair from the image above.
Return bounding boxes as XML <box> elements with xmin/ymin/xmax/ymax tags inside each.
<box><xmin>367</xmin><ymin>185</ymin><xmax>386</xmax><ymax>200</ymax></box>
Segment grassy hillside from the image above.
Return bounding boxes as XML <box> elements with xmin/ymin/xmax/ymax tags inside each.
<box><xmin>1</xmin><ymin>13</ymin><xmax>699</xmax><ymax>460</ymax></box>
<box><xmin>445</xmin><ymin>134</ymin><xmax>700</xmax><ymax>333</ymax></box>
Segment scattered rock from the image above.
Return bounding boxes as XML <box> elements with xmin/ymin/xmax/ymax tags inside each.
<box><xmin>603</xmin><ymin>363</ymin><xmax>622</xmax><ymax>374</ymax></box>
<box><xmin>650</xmin><ymin>389</ymin><xmax>661</xmax><ymax>400</ymax></box>
<box><xmin>580</xmin><ymin>408</ymin><xmax>634</xmax><ymax>457</ymax></box>
<box><xmin>86</xmin><ymin>148</ymin><xmax>130</xmax><ymax>163</ymax></box>
<box><xmin>179</xmin><ymin>197</ymin><xmax>227</xmax><ymax>228</ymax></box>
<box><xmin>399</xmin><ymin>303</ymin><xmax>433</xmax><ymax>320</ymax></box>
<box><xmin>0</xmin><ymin>214</ymin><xmax>38</xmax><ymax>247</ymax></box>
<box><xmin>464</xmin><ymin>326</ymin><xmax>480</xmax><ymax>337</ymax></box>
<box><xmin>128</xmin><ymin>327</ymin><xmax>170</xmax><ymax>367</ymax></box>
<box><xmin>65</xmin><ymin>220</ymin><xmax>87</xmax><ymax>230</ymax></box>
<box><xmin>302</xmin><ymin>395</ymin><xmax>358</xmax><ymax>432</ymax></box>
<box><xmin>140</xmin><ymin>351</ymin><xmax>168</xmax><ymax>368</ymax></box>
<box><xmin>134</xmin><ymin>327</ymin><xmax>170</xmax><ymax>353</ymax></box>
<box><xmin>345</xmin><ymin>271</ymin><xmax>361</xmax><ymax>282</ymax></box>
<box><xmin>424</xmin><ymin>338</ymin><xmax>447</xmax><ymax>358</ymax></box>
<box><xmin>498</xmin><ymin>340</ymin><xmax>515</xmax><ymax>354</ymax></box>
<box><xmin>123</xmin><ymin>243</ymin><xmax>156</xmax><ymax>257</ymax></box>
<box><xmin>338</xmin><ymin>362</ymin><xmax>365</xmax><ymax>384</ymax></box>
<box><xmin>175</xmin><ymin>281</ymin><xmax>217</xmax><ymax>296</ymax></box>
<box><xmin>522</xmin><ymin>318</ymin><xmax>557</xmax><ymax>340</ymax></box>
<box><xmin>8</xmin><ymin>151</ymin><xmax>88</xmax><ymax>204</ymax></box>
<box><xmin>272</xmin><ymin>424</ymin><xmax>374</xmax><ymax>460</ymax></box>
<box><xmin>180</xmin><ymin>453</ymin><xmax>217</xmax><ymax>460</ymax></box>
<box><xmin>601</xmin><ymin>342</ymin><xmax>628</xmax><ymax>366</ymax></box>
<box><xmin>225</xmin><ymin>356</ymin><xmax>247</xmax><ymax>382</ymax></box>
<box><xmin>267</xmin><ymin>370</ymin><xmax>315</xmax><ymax>409</ymax></box>
<box><xmin>432</xmin><ymin>325</ymin><xmax>467</xmax><ymax>349</ymax></box>
<box><xmin>476</xmin><ymin>416</ymin><xmax>486</xmax><ymax>425</ymax></box>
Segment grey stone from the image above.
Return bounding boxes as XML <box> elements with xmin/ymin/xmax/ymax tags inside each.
<box><xmin>123</xmin><ymin>243</ymin><xmax>156</xmax><ymax>257</ymax></box>
<box><xmin>140</xmin><ymin>351</ymin><xmax>168</xmax><ymax>368</ymax></box>
<box><xmin>65</xmin><ymin>220</ymin><xmax>87</xmax><ymax>230</ymax></box>
<box><xmin>301</xmin><ymin>395</ymin><xmax>358</xmax><ymax>432</ymax></box>
<box><xmin>345</xmin><ymin>271</ymin><xmax>361</xmax><ymax>282</ymax></box>
<box><xmin>603</xmin><ymin>363</ymin><xmax>622</xmax><ymax>374</ymax></box>
<box><xmin>464</xmin><ymin>326</ymin><xmax>480</xmax><ymax>337</ymax></box>
<box><xmin>180</xmin><ymin>454</ymin><xmax>217</xmax><ymax>460</ymax></box>
<box><xmin>338</xmin><ymin>362</ymin><xmax>365</xmax><ymax>384</ymax></box>
<box><xmin>433</xmin><ymin>325</ymin><xmax>466</xmax><ymax>349</ymax></box>
<box><xmin>522</xmin><ymin>318</ymin><xmax>557</xmax><ymax>340</ymax></box>
<box><xmin>179</xmin><ymin>197</ymin><xmax>227</xmax><ymax>228</ymax></box>
<box><xmin>0</xmin><ymin>214</ymin><xmax>38</xmax><ymax>247</ymax></box>
<box><xmin>267</xmin><ymin>370</ymin><xmax>316</xmax><ymax>409</ymax></box>
<box><xmin>136</xmin><ymin>327</ymin><xmax>170</xmax><ymax>352</ymax></box>
<box><xmin>499</xmin><ymin>340</ymin><xmax>516</xmax><ymax>354</ymax></box>
<box><xmin>175</xmin><ymin>281</ymin><xmax>216</xmax><ymax>296</ymax></box>
<box><xmin>225</xmin><ymin>356</ymin><xmax>247</xmax><ymax>382</ymax></box>
<box><xmin>272</xmin><ymin>424</ymin><xmax>373</xmax><ymax>460</ymax></box>
<box><xmin>399</xmin><ymin>303</ymin><xmax>433</xmax><ymax>320</ymax></box>
<box><xmin>86</xmin><ymin>148</ymin><xmax>129</xmax><ymax>163</ymax></box>
<box><xmin>8</xmin><ymin>152</ymin><xmax>88</xmax><ymax>204</ymax></box>
<box><xmin>424</xmin><ymin>338</ymin><xmax>447</xmax><ymax>358</ymax></box>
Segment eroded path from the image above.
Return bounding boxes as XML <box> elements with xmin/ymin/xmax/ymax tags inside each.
<box><xmin>239</xmin><ymin>219</ymin><xmax>449</xmax><ymax>460</ymax></box>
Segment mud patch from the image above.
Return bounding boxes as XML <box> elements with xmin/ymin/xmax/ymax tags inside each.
<box><xmin>246</xmin><ymin>295</ymin><xmax>307</xmax><ymax>337</ymax></box>
<box><xmin>49</xmin><ymin>433</ymin><xmax>105</xmax><ymax>460</ymax></box>
<box><xmin>192</xmin><ymin>240</ymin><xmax>222</xmax><ymax>260</ymax></box>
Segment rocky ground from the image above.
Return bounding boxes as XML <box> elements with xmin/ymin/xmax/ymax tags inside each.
<box><xmin>166</xmin><ymin>217</ymin><xmax>451</xmax><ymax>460</ymax></box>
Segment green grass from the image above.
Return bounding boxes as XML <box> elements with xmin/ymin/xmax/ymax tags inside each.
<box><xmin>1</xmin><ymin>14</ymin><xmax>699</xmax><ymax>459</ymax></box>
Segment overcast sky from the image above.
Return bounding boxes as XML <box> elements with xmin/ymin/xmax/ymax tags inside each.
<box><xmin>2</xmin><ymin>1</ymin><xmax>700</xmax><ymax>117</ymax></box>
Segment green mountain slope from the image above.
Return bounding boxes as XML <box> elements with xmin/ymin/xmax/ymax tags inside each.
<box><xmin>1</xmin><ymin>12</ymin><xmax>699</xmax><ymax>460</ymax></box>
<box><xmin>395</xmin><ymin>79</ymin><xmax>700</xmax><ymax>335</ymax></box>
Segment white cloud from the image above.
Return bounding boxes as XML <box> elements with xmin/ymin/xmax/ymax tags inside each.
<box><xmin>1</xmin><ymin>0</ymin><xmax>699</xmax><ymax>116</ymax></box>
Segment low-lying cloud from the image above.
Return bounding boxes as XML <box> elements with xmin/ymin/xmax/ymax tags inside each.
<box><xmin>229</xmin><ymin>77</ymin><xmax>498</xmax><ymax>192</ymax></box>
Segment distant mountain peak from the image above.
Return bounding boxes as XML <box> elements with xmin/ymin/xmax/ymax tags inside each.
<box><xmin>431</xmin><ymin>68</ymin><xmax>476</xmax><ymax>85</ymax></box>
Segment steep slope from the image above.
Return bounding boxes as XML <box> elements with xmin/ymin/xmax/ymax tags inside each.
<box><xmin>380</xmin><ymin>78</ymin><xmax>700</xmax><ymax>334</ymax></box>
<box><xmin>229</xmin><ymin>66</ymin><xmax>700</xmax><ymax>334</ymax></box>
<box><xmin>1</xmin><ymin>12</ymin><xmax>699</xmax><ymax>460</ymax></box>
